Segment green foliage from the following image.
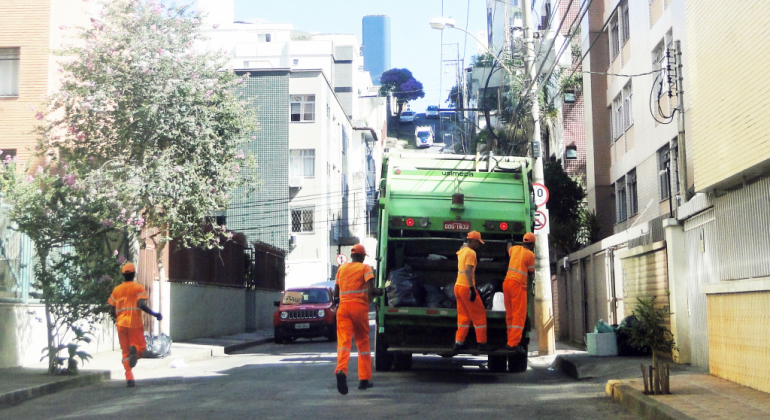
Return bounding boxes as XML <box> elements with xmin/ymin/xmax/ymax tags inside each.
<box><xmin>471</xmin><ymin>52</ymin><xmax>496</xmax><ymax>68</ymax></box>
<box><xmin>560</xmin><ymin>71</ymin><xmax>583</xmax><ymax>94</ymax></box>
<box><xmin>446</xmin><ymin>84</ymin><xmax>460</xmax><ymax>108</ymax></box>
<box><xmin>620</xmin><ymin>297</ymin><xmax>676</xmax><ymax>364</ymax></box>
<box><xmin>544</xmin><ymin>161</ymin><xmax>586</xmax><ymax>254</ymax></box>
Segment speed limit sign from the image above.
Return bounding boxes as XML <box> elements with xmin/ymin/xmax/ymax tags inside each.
<box><xmin>533</xmin><ymin>183</ymin><xmax>549</xmax><ymax>208</ymax></box>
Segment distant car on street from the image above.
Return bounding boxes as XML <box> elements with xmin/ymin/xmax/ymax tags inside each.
<box><xmin>415</xmin><ymin>125</ymin><xmax>434</xmax><ymax>148</ymax></box>
<box><xmin>426</xmin><ymin>105</ymin><xmax>440</xmax><ymax>119</ymax></box>
<box><xmin>400</xmin><ymin>111</ymin><xmax>416</xmax><ymax>124</ymax></box>
<box><xmin>273</xmin><ymin>287</ymin><xmax>336</xmax><ymax>343</ymax></box>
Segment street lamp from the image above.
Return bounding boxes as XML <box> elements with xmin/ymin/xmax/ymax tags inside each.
<box><xmin>429</xmin><ymin>17</ymin><xmax>515</xmax><ymax>77</ymax></box>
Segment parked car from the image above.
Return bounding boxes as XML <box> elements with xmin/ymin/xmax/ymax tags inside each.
<box><xmin>400</xmin><ymin>111</ymin><xmax>416</xmax><ymax>124</ymax></box>
<box><xmin>273</xmin><ymin>287</ymin><xmax>336</xmax><ymax>343</ymax></box>
<box><xmin>426</xmin><ymin>105</ymin><xmax>440</xmax><ymax>119</ymax></box>
<box><xmin>415</xmin><ymin>125</ymin><xmax>434</xmax><ymax>148</ymax></box>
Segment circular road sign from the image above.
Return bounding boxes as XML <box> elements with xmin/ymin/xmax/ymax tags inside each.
<box><xmin>534</xmin><ymin>210</ymin><xmax>548</xmax><ymax>231</ymax></box>
<box><xmin>533</xmin><ymin>183</ymin><xmax>549</xmax><ymax>207</ymax></box>
<box><xmin>336</xmin><ymin>254</ymin><xmax>348</xmax><ymax>265</ymax></box>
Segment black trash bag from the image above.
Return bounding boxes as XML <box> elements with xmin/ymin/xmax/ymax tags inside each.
<box><xmin>143</xmin><ymin>333</ymin><xmax>172</xmax><ymax>359</ymax></box>
<box><xmin>386</xmin><ymin>265</ymin><xmax>423</xmax><ymax>307</ymax></box>
<box><xmin>616</xmin><ymin>315</ymin><xmax>652</xmax><ymax>357</ymax></box>
<box><xmin>424</xmin><ymin>284</ymin><xmax>444</xmax><ymax>308</ymax></box>
<box><xmin>441</xmin><ymin>284</ymin><xmax>457</xmax><ymax>309</ymax></box>
<box><xmin>477</xmin><ymin>283</ymin><xmax>497</xmax><ymax>309</ymax></box>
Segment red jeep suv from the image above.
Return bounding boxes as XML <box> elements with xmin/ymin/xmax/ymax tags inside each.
<box><xmin>273</xmin><ymin>287</ymin><xmax>336</xmax><ymax>343</ymax></box>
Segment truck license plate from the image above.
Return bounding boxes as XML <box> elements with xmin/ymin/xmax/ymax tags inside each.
<box><xmin>443</xmin><ymin>221</ymin><xmax>470</xmax><ymax>231</ymax></box>
<box><xmin>295</xmin><ymin>323</ymin><xmax>310</xmax><ymax>330</ymax></box>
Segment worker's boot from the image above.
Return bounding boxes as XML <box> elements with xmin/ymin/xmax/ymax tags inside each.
<box><xmin>336</xmin><ymin>371</ymin><xmax>348</xmax><ymax>395</ymax></box>
<box><xmin>128</xmin><ymin>345</ymin><xmax>138</xmax><ymax>368</ymax></box>
<box><xmin>126</xmin><ymin>379</ymin><xmax>135</xmax><ymax>388</ymax></box>
<box><xmin>505</xmin><ymin>345</ymin><xmax>527</xmax><ymax>356</ymax></box>
<box><xmin>358</xmin><ymin>380</ymin><xmax>373</xmax><ymax>390</ymax></box>
<box><xmin>452</xmin><ymin>342</ymin><xmax>467</xmax><ymax>354</ymax></box>
<box><xmin>477</xmin><ymin>342</ymin><xmax>495</xmax><ymax>352</ymax></box>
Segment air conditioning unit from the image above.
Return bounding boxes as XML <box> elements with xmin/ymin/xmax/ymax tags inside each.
<box><xmin>289</xmin><ymin>177</ymin><xmax>304</xmax><ymax>188</ymax></box>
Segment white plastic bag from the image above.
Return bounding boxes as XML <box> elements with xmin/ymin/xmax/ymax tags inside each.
<box><xmin>492</xmin><ymin>292</ymin><xmax>505</xmax><ymax>311</ymax></box>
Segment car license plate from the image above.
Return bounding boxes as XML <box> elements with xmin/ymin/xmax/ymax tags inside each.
<box><xmin>295</xmin><ymin>323</ymin><xmax>310</xmax><ymax>330</ymax></box>
<box><xmin>443</xmin><ymin>221</ymin><xmax>470</xmax><ymax>231</ymax></box>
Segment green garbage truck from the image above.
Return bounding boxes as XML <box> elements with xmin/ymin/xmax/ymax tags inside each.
<box><xmin>374</xmin><ymin>152</ymin><xmax>536</xmax><ymax>373</ymax></box>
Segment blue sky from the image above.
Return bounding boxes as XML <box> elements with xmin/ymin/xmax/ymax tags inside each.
<box><xmin>232</xmin><ymin>0</ymin><xmax>488</xmax><ymax>113</ymax></box>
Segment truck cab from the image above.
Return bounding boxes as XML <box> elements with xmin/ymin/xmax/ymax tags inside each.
<box><xmin>374</xmin><ymin>153</ymin><xmax>536</xmax><ymax>373</ymax></box>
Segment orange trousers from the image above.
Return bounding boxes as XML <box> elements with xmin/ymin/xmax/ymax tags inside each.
<box><xmin>335</xmin><ymin>302</ymin><xmax>371</xmax><ymax>380</ymax></box>
<box><xmin>454</xmin><ymin>284</ymin><xmax>488</xmax><ymax>344</ymax></box>
<box><xmin>118</xmin><ymin>326</ymin><xmax>146</xmax><ymax>380</ymax></box>
<box><xmin>503</xmin><ymin>280</ymin><xmax>527</xmax><ymax>347</ymax></box>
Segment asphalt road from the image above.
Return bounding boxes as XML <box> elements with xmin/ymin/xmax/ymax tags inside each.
<box><xmin>3</xmin><ymin>328</ymin><xmax>636</xmax><ymax>420</ymax></box>
<box><xmin>400</xmin><ymin>113</ymin><xmax>460</xmax><ymax>154</ymax></box>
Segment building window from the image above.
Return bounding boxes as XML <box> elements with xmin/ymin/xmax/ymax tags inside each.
<box><xmin>612</xmin><ymin>95</ymin><xmax>623</xmax><ymax>141</ymax></box>
<box><xmin>292</xmin><ymin>59</ymin><xmax>299</xmax><ymax>66</ymax></box>
<box><xmin>620</xmin><ymin>1</ymin><xmax>630</xmax><ymax>45</ymax></box>
<box><xmin>291</xmin><ymin>206</ymin><xmax>314</xmax><ymax>233</ymax></box>
<box><xmin>658</xmin><ymin>144</ymin><xmax>671</xmax><ymax>200</ymax></box>
<box><xmin>0</xmin><ymin>149</ymin><xmax>16</xmax><ymax>162</ymax></box>
<box><xmin>623</xmin><ymin>83</ymin><xmax>633</xmax><ymax>129</ymax></box>
<box><xmin>341</xmin><ymin>128</ymin><xmax>347</xmax><ymax>155</ymax></box>
<box><xmin>609</xmin><ymin>15</ymin><xmax>620</xmax><ymax>60</ymax></box>
<box><xmin>290</xmin><ymin>149</ymin><xmax>315</xmax><ymax>178</ymax></box>
<box><xmin>616</xmin><ymin>176</ymin><xmax>627</xmax><ymax>223</ymax></box>
<box><xmin>290</xmin><ymin>95</ymin><xmax>315</xmax><ymax>122</ymax></box>
<box><xmin>0</xmin><ymin>48</ymin><xmax>21</xmax><ymax>97</ymax></box>
<box><xmin>258</xmin><ymin>33</ymin><xmax>272</xmax><ymax>42</ymax></box>
<box><xmin>565</xmin><ymin>145</ymin><xmax>578</xmax><ymax>160</ymax></box>
<box><xmin>627</xmin><ymin>169</ymin><xmax>638</xmax><ymax>216</ymax></box>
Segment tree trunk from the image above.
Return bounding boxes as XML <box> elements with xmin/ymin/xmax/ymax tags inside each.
<box><xmin>154</xmin><ymin>241</ymin><xmax>167</xmax><ymax>334</ymax></box>
<box><xmin>39</xmin><ymin>250</ymin><xmax>57</xmax><ymax>374</ymax></box>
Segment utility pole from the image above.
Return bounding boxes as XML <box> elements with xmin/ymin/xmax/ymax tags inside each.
<box><xmin>673</xmin><ymin>40</ymin><xmax>688</xmax><ymax>205</ymax></box>
<box><xmin>522</xmin><ymin>0</ymin><xmax>555</xmax><ymax>356</ymax></box>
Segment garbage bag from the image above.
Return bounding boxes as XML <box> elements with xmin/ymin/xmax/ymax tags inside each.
<box><xmin>424</xmin><ymin>284</ymin><xmax>444</xmax><ymax>308</ymax></box>
<box><xmin>491</xmin><ymin>292</ymin><xmax>505</xmax><ymax>311</ymax></box>
<box><xmin>441</xmin><ymin>284</ymin><xmax>457</xmax><ymax>309</ymax></box>
<box><xmin>593</xmin><ymin>319</ymin><xmax>615</xmax><ymax>333</ymax></box>
<box><xmin>386</xmin><ymin>265</ymin><xmax>425</xmax><ymax>307</ymax></box>
<box><xmin>477</xmin><ymin>283</ymin><xmax>497</xmax><ymax>309</ymax></box>
<box><xmin>616</xmin><ymin>315</ymin><xmax>651</xmax><ymax>356</ymax></box>
<box><xmin>143</xmin><ymin>333</ymin><xmax>172</xmax><ymax>359</ymax></box>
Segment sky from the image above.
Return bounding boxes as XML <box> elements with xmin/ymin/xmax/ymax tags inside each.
<box><xmin>231</xmin><ymin>0</ymin><xmax>489</xmax><ymax>113</ymax></box>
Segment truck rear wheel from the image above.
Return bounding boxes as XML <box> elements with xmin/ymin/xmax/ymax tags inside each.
<box><xmin>488</xmin><ymin>355</ymin><xmax>507</xmax><ymax>372</ymax></box>
<box><xmin>508</xmin><ymin>344</ymin><xmax>529</xmax><ymax>373</ymax></box>
<box><xmin>393</xmin><ymin>353</ymin><xmax>413</xmax><ymax>371</ymax></box>
<box><xmin>374</xmin><ymin>332</ymin><xmax>393</xmax><ymax>372</ymax></box>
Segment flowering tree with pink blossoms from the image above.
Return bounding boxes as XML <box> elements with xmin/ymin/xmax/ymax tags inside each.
<box><xmin>5</xmin><ymin>0</ymin><xmax>256</xmax><ymax>373</ymax></box>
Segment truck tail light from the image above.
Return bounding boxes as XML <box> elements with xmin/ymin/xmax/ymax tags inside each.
<box><xmin>499</xmin><ymin>222</ymin><xmax>509</xmax><ymax>231</ymax></box>
<box><xmin>405</xmin><ymin>218</ymin><xmax>415</xmax><ymax>227</ymax></box>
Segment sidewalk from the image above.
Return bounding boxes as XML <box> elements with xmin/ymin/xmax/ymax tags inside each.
<box><xmin>0</xmin><ymin>329</ymin><xmax>273</xmax><ymax>409</ymax></box>
<box><xmin>551</xmin><ymin>343</ymin><xmax>770</xmax><ymax>420</ymax></box>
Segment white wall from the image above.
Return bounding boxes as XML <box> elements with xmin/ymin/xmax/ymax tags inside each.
<box><xmin>169</xmin><ymin>283</ymin><xmax>245</xmax><ymax>341</ymax></box>
<box><xmin>246</xmin><ymin>290</ymin><xmax>282</xmax><ymax>331</ymax></box>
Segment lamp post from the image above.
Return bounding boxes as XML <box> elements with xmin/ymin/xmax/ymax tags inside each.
<box><xmin>431</xmin><ymin>12</ymin><xmax>555</xmax><ymax>356</ymax></box>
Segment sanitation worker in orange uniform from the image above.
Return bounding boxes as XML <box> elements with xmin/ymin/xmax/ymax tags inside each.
<box><xmin>333</xmin><ymin>244</ymin><xmax>376</xmax><ymax>395</ymax></box>
<box><xmin>504</xmin><ymin>232</ymin><xmax>536</xmax><ymax>355</ymax></box>
<box><xmin>108</xmin><ymin>263</ymin><xmax>162</xmax><ymax>387</ymax></box>
<box><xmin>453</xmin><ymin>231</ymin><xmax>492</xmax><ymax>353</ymax></box>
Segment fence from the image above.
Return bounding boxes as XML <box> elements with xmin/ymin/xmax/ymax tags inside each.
<box><xmin>247</xmin><ymin>241</ymin><xmax>285</xmax><ymax>291</ymax></box>
<box><xmin>0</xmin><ymin>205</ymin><xmax>34</xmax><ymax>303</ymax></box>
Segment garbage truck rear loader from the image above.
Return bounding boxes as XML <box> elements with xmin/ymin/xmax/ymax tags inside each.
<box><xmin>374</xmin><ymin>153</ymin><xmax>536</xmax><ymax>373</ymax></box>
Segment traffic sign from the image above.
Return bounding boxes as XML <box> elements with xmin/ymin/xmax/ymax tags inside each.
<box><xmin>336</xmin><ymin>254</ymin><xmax>347</xmax><ymax>265</ymax></box>
<box><xmin>533</xmin><ymin>183</ymin><xmax>549</xmax><ymax>207</ymax></box>
<box><xmin>534</xmin><ymin>209</ymin><xmax>550</xmax><ymax>234</ymax></box>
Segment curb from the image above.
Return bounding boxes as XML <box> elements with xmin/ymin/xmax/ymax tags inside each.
<box><xmin>606</xmin><ymin>381</ymin><xmax>696</xmax><ymax>420</ymax></box>
<box><xmin>223</xmin><ymin>337</ymin><xmax>274</xmax><ymax>354</ymax></box>
<box><xmin>0</xmin><ymin>370</ymin><xmax>110</xmax><ymax>409</ymax></box>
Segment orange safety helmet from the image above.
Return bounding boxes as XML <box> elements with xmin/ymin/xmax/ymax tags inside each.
<box><xmin>351</xmin><ymin>244</ymin><xmax>367</xmax><ymax>255</ymax></box>
<box><xmin>467</xmin><ymin>231</ymin><xmax>485</xmax><ymax>244</ymax></box>
<box><xmin>121</xmin><ymin>262</ymin><xmax>136</xmax><ymax>274</ymax></box>
<box><xmin>523</xmin><ymin>232</ymin><xmax>536</xmax><ymax>243</ymax></box>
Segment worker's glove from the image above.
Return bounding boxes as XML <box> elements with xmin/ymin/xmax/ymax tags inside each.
<box><xmin>155</xmin><ymin>313</ymin><xmax>163</xmax><ymax>321</ymax></box>
<box><xmin>371</xmin><ymin>288</ymin><xmax>384</xmax><ymax>297</ymax></box>
<box><xmin>333</xmin><ymin>297</ymin><xmax>340</xmax><ymax>305</ymax></box>
<box><xmin>469</xmin><ymin>287</ymin><xmax>477</xmax><ymax>303</ymax></box>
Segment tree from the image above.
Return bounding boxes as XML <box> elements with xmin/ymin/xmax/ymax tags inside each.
<box><xmin>446</xmin><ymin>84</ymin><xmax>461</xmax><ymax>108</ymax></box>
<box><xmin>544</xmin><ymin>161</ymin><xmax>585</xmax><ymax>255</ymax></box>
<box><xmin>378</xmin><ymin>68</ymin><xmax>425</xmax><ymax>112</ymax></box>
<box><xmin>13</xmin><ymin>0</ymin><xmax>256</xmax><ymax>373</ymax></box>
<box><xmin>40</xmin><ymin>0</ymin><xmax>256</xmax><ymax>292</ymax></box>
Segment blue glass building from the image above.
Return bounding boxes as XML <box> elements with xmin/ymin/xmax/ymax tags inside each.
<box><xmin>362</xmin><ymin>15</ymin><xmax>391</xmax><ymax>85</ymax></box>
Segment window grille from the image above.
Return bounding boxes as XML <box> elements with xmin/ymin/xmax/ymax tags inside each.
<box><xmin>627</xmin><ymin>169</ymin><xmax>638</xmax><ymax>216</ymax></box>
<box><xmin>291</xmin><ymin>206</ymin><xmax>314</xmax><ymax>233</ymax></box>
<box><xmin>616</xmin><ymin>176</ymin><xmax>627</xmax><ymax>222</ymax></box>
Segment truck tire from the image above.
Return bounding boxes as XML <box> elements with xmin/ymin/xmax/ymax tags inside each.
<box><xmin>508</xmin><ymin>344</ymin><xmax>529</xmax><ymax>373</ymax></box>
<box><xmin>374</xmin><ymin>332</ymin><xmax>393</xmax><ymax>372</ymax></box>
<box><xmin>274</xmin><ymin>328</ymin><xmax>284</xmax><ymax>344</ymax></box>
<box><xmin>393</xmin><ymin>353</ymin><xmax>413</xmax><ymax>371</ymax></box>
<box><xmin>488</xmin><ymin>354</ymin><xmax>507</xmax><ymax>372</ymax></box>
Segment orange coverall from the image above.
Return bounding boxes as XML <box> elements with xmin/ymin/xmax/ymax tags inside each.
<box><xmin>335</xmin><ymin>262</ymin><xmax>374</xmax><ymax>381</ymax></box>
<box><xmin>504</xmin><ymin>246</ymin><xmax>535</xmax><ymax>347</ymax></box>
<box><xmin>454</xmin><ymin>246</ymin><xmax>488</xmax><ymax>344</ymax></box>
<box><xmin>107</xmin><ymin>281</ymin><xmax>149</xmax><ymax>381</ymax></box>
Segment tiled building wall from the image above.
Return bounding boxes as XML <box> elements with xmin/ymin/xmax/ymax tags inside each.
<box><xmin>230</xmin><ymin>71</ymin><xmax>290</xmax><ymax>252</ymax></box>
